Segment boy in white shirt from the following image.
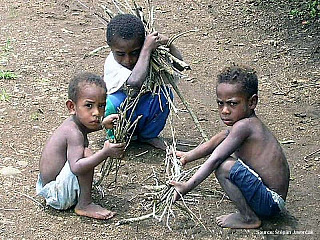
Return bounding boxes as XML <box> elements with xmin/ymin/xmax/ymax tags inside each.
<box><xmin>103</xmin><ymin>14</ymin><xmax>184</xmax><ymax>150</ymax></box>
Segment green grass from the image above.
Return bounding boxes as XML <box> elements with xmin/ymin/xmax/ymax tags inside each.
<box><xmin>0</xmin><ymin>89</ymin><xmax>10</xmax><ymax>101</ymax></box>
<box><xmin>31</xmin><ymin>112</ymin><xmax>39</xmax><ymax>121</ymax></box>
<box><xmin>2</xmin><ymin>39</ymin><xmax>12</xmax><ymax>52</ymax></box>
<box><xmin>0</xmin><ymin>39</ymin><xmax>18</xmax><ymax>79</ymax></box>
<box><xmin>308</xmin><ymin>0</ymin><xmax>320</xmax><ymax>18</ymax></box>
<box><xmin>1</xmin><ymin>39</ymin><xmax>13</xmax><ymax>65</ymax></box>
<box><xmin>289</xmin><ymin>0</ymin><xmax>320</xmax><ymax>20</ymax></box>
<box><xmin>38</xmin><ymin>78</ymin><xmax>51</xmax><ymax>84</ymax></box>
<box><xmin>0</xmin><ymin>70</ymin><xmax>17</xmax><ymax>79</ymax></box>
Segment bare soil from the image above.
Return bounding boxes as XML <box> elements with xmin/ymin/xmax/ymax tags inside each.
<box><xmin>0</xmin><ymin>0</ymin><xmax>319</xmax><ymax>239</ymax></box>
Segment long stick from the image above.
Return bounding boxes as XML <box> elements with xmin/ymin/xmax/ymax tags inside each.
<box><xmin>115</xmin><ymin>213</ymin><xmax>154</xmax><ymax>226</ymax></box>
<box><xmin>14</xmin><ymin>191</ymin><xmax>44</xmax><ymax>208</ymax></box>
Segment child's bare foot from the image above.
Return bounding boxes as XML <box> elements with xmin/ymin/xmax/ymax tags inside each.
<box><xmin>216</xmin><ymin>213</ymin><xmax>261</xmax><ymax>229</ymax></box>
<box><xmin>140</xmin><ymin>137</ymin><xmax>167</xmax><ymax>150</ymax></box>
<box><xmin>75</xmin><ymin>203</ymin><xmax>116</xmax><ymax>220</ymax></box>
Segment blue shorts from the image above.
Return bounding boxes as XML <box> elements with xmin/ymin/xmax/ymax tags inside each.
<box><xmin>229</xmin><ymin>160</ymin><xmax>285</xmax><ymax>218</ymax></box>
<box><xmin>105</xmin><ymin>86</ymin><xmax>173</xmax><ymax>140</ymax></box>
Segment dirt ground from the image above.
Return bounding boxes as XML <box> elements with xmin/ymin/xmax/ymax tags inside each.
<box><xmin>0</xmin><ymin>0</ymin><xmax>319</xmax><ymax>239</ymax></box>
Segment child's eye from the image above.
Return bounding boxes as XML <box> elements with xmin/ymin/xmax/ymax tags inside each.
<box><xmin>115</xmin><ymin>52</ymin><xmax>125</xmax><ymax>57</ymax></box>
<box><xmin>99</xmin><ymin>103</ymin><xmax>106</xmax><ymax>109</ymax></box>
<box><xmin>85</xmin><ymin>103</ymin><xmax>93</xmax><ymax>108</ymax></box>
<box><xmin>230</xmin><ymin>102</ymin><xmax>237</xmax><ymax>106</ymax></box>
<box><xmin>130</xmin><ymin>50</ymin><xmax>140</xmax><ymax>56</ymax></box>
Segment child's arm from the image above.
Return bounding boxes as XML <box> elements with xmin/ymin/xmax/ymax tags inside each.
<box><xmin>67</xmin><ymin>132</ymin><xmax>125</xmax><ymax>176</ymax></box>
<box><xmin>127</xmin><ymin>32</ymin><xmax>161</xmax><ymax>89</ymax></box>
<box><xmin>177</xmin><ymin>129</ymin><xmax>229</xmax><ymax>166</ymax></box>
<box><xmin>171</xmin><ymin>122</ymin><xmax>251</xmax><ymax>201</ymax></box>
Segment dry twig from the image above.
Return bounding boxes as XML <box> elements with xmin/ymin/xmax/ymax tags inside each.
<box><xmin>116</xmin><ymin>108</ymin><xmax>206</xmax><ymax>230</ymax></box>
<box><xmin>14</xmin><ymin>191</ymin><xmax>44</xmax><ymax>208</ymax></box>
<box><xmin>95</xmin><ymin>88</ymin><xmax>144</xmax><ymax>187</ymax></box>
<box><xmin>304</xmin><ymin>148</ymin><xmax>320</xmax><ymax>161</ymax></box>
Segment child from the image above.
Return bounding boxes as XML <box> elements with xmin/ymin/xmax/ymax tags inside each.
<box><xmin>170</xmin><ymin>65</ymin><xmax>290</xmax><ymax>229</ymax></box>
<box><xmin>103</xmin><ymin>14</ymin><xmax>184</xmax><ymax>150</ymax></box>
<box><xmin>36</xmin><ymin>72</ymin><xmax>125</xmax><ymax>220</ymax></box>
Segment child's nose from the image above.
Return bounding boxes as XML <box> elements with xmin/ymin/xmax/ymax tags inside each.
<box><xmin>221</xmin><ymin>106</ymin><xmax>230</xmax><ymax>114</ymax></box>
<box><xmin>123</xmin><ymin>54</ymin><xmax>129</xmax><ymax>62</ymax></box>
<box><xmin>123</xmin><ymin>55</ymin><xmax>133</xmax><ymax>66</ymax></box>
<box><xmin>92</xmin><ymin>107</ymin><xmax>100</xmax><ymax>116</ymax></box>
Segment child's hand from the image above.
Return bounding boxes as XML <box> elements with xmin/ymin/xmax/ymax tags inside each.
<box><xmin>103</xmin><ymin>140</ymin><xmax>125</xmax><ymax>158</ymax></box>
<box><xmin>102</xmin><ymin>114</ymin><xmax>119</xmax><ymax>129</ymax></box>
<box><xmin>156</xmin><ymin>33</ymin><xmax>169</xmax><ymax>46</ymax></box>
<box><xmin>175</xmin><ymin>151</ymin><xmax>188</xmax><ymax>166</ymax></box>
<box><xmin>169</xmin><ymin>180</ymin><xmax>187</xmax><ymax>202</ymax></box>
<box><xmin>144</xmin><ymin>31</ymin><xmax>164</xmax><ymax>52</ymax></box>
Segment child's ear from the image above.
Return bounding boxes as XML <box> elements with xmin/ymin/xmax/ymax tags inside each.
<box><xmin>249</xmin><ymin>94</ymin><xmax>258</xmax><ymax>110</ymax></box>
<box><xmin>66</xmin><ymin>99</ymin><xmax>76</xmax><ymax>114</ymax></box>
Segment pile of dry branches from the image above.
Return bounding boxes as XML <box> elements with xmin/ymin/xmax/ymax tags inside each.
<box><xmin>79</xmin><ymin>0</ymin><xmax>209</xmax><ymax>230</ymax></box>
<box><xmin>115</xmin><ymin>109</ymin><xmax>207</xmax><ymax>230</ymax></box>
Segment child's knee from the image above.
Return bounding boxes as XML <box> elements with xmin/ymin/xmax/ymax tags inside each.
<box><xmin>105</xmin><ymin>98</ymin><xmax>118</xmax><ymax>117</ymax></box>
<box><xmin>215</xmin><ymin>158</ymin><xmax>236</xmax><ymax>178</ymax></box>
<box><xmin>105</xmin><ymin>91</ymin><xmax>127</xmax><ymax>117</ymax></box>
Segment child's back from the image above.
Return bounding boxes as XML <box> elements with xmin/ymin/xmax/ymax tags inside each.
<box><xmin>39</xmin><ymin>117</ymin><xmax>81</xmax><ymax>185</ymax></box>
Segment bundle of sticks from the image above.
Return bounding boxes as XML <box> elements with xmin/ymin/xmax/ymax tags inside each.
<box><xmin>94</xmin><ymin>88</ymin><xmax>143</xmax><ymax>188</ymax></box>
<box><xmin>94</xmin><ymin>0</ymin><xmax>207</xmax><ymax>187</ymax></box>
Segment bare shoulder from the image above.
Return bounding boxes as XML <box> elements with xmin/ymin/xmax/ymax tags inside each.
<box><xmin>235</xmin><ymin>115</ymin><xmax>287</xmax><ymax>170</ymax></box>
<box><xmin>232</xmin><ymin>115</ymin><xmax>280</xmax><ymax>160</ymax></box>
<box><xmin>47</xmin><ymin>117</ymin><xmax>83</xmax><ymax>146</ymax></box>
<box><xmin>230</xmin><ymin>116</ymin><xmax>259</xmax><ymax>136</ymax></box>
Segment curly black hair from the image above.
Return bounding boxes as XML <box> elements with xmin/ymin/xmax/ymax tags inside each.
<box><xmin>217</xmin><ymin>65</ymin><xmax>258</xmax><ymax>98</ymax></box>
<box><xmin>68</xmin><ymin>72</ymin><xmax>106</xmax><ymax>102</ymax></box>
<box><xmin>106</xmin><ymin>14</ymin><xmax>145</xmax><ymax>46</ymax></box>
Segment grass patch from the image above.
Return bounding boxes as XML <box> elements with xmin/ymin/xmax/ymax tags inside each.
<box><xmin>0</xmin><ymin>89</ymin><xmax>10</xmax><ymax>102</ymax></box>
<box><xmin>1</xmin><ymin>39</ymin><xmax>12</xmax><ymax>53</ymax></box>
<box><xmin>0</xmin><ymin>39</ymin><xmax>18</xmax><ymax>79</ymax></box>
<box><xmin>31</xmin><ymin>112</ymin><xmax>39</xmax><ymax>121</ymax></box>
<box><xmin>0</xmin><ymin>70</ymin><xmax>17</xmax><ymax>79</ymax></box>
<box><xmin>38</xmin><ymin>78</ymin><xmax>51</xmax><ymax>84</ymax></box>
<box><xmin>289</xmin><ymin>0</ymin><xmax>320</xmax><ymax>20</ymax></box>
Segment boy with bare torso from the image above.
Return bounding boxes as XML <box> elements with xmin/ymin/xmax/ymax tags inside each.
<box><xmin>37</xmin><ymin>72</ymin><xmax>125</xmax><ymax>219</ymax></box>
<box><xmin>171</xmin><ymin>65</ymin><xmax>290</xmax><ymax>229</ymax></box>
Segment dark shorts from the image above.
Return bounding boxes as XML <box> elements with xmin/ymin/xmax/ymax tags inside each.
<box><xmin>105</xmin><ymin>86</ymin><xmax>172</xmax><ymax>140</ymax></box>
<box><xmin>229</xmin><ymin>160</ymin><xmax>285</xmax><ymax>218</ymax></box>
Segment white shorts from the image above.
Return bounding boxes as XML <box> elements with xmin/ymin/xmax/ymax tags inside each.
<box><xmin>36</xmin><ymin>161</ymin><xmax>80</xmax><ymax>210</ymax></box>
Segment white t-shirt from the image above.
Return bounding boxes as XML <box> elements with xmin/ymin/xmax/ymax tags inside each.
<box><xmin>103</xmin><ymin>52</ymin><xmax>131</xmax><ymax>95</ymax></box>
